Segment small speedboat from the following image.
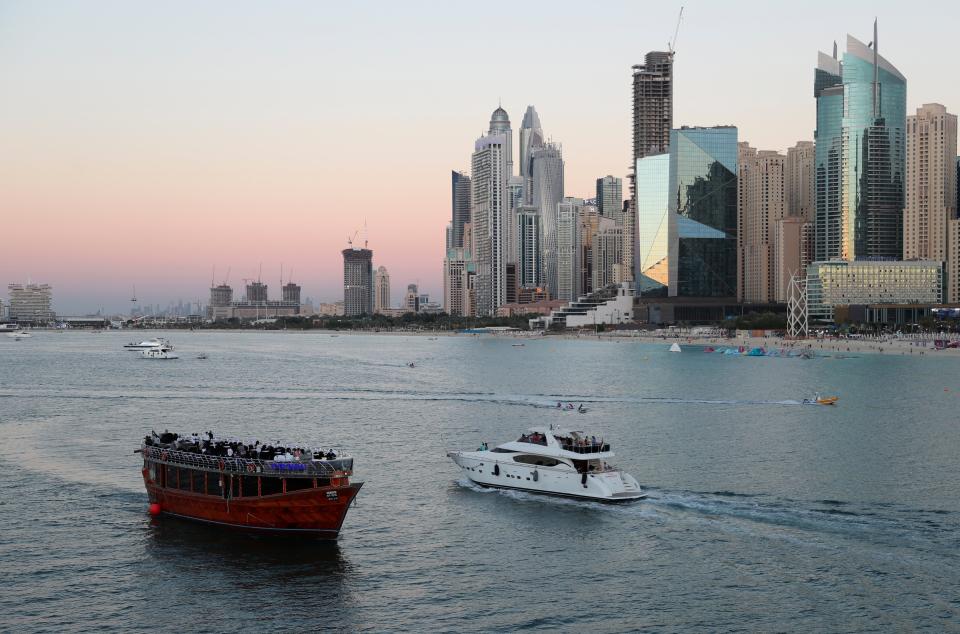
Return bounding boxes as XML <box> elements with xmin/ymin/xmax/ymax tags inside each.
<box><xmin>803</xmin><ymin>393</ymin><xmax>838</xmax><ymax>406</ymax></box>
<box><xmin>197</xmin><ymin>353</ymin><xmax>208</xmax><ymax>360</ymax></box>
<box><xmin>512</xmin><ymin>343</ymin><xmax>525</xmax><ymax>347</ymax></box>
<box><xmin>448</xmin><ymin>424</ymin><xmax>645</xmax><ymax>502</ymax></box>
<box><xmin>7</xmin><ymin>330</ymin><xmax>32</xmax><ymax>340</ymax></box>
<box><xmin>141</xmin><ymin>346</ymin><xmax>179</xmax><ymax>360</ymax></box>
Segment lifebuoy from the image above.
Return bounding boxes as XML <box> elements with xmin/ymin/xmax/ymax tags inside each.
<box><xmin>246</xmin><ymin>463</ymin><xmax>255</xmax><ymax>473</ymax></box>
<box><xmin>161</xmin><ymin>451</ymin><xmax>169</xmax><ymax>461</ymax></box>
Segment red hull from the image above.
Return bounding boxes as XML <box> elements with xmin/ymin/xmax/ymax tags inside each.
<box><xmin>143</xmin><ymin>472</ymin><xmax>362</xmax><ymax>537</ymax></box>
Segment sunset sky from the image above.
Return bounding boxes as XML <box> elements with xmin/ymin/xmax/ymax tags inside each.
<box><xmin>2</xmin><ymin>0</ymin><xmax>958</xmax><ymax>313</ymax></box>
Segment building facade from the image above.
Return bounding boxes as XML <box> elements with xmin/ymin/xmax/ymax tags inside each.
<box><xmin>374</xmin><ymin>266</ymin><xmax>391</xmax><ymax>313</ymax></box>
<box><xmin>404</xmin><ymin>284</ymin><xmax>419</xmax><ymax>313</ymax></box>
<box><xmin>806</xmin><ymin>260</ymin><xmax>943</xmax><ymax>322</ymax></box>
<box><xmin>444</xmin><ymin>246</ymin><xmax>474</xmax><ymax>317</ymax></box>
<box><xmin>516</xmin><ymin>206</ymin><xmax>541</xmax><ymax>289</ymax></box>
<box><xmin>556</xmin><ymin>198</ymin><xmax>582</xmax><ymax>301</ymax></box>
<box><xmin>7</xmin><ymin>283</ymin><xmax>54</xmax><ymax>323</ymax></box>
<box><xmin>814</xmin><ymin>25</ymin><xmax>907</xmax><ymax>262</ymax></box>
<box><xmin>342</xmin><ymin>247</ymin><xmax>374</xmax><ymax>316</ymax></box>
<box><xmin>668</xmin><ymin>126</ymin><xmax>739</xmax><ymax>298</ymax></box>
<box><xmin>450</xmin><ymin>171</ymin><xmax>471</xmax><ymax>250</ymax></box>
<box><xmin>636</xmin><ymin>152</ymin><xmax>671</xmax><ymax>295</ymax></box>
<box><xmin>632</xmin><ymin>52</ymin><xmax>674</xmax><ymax>163</ymax></box>
<box><xmin>596</xmin><ymin>175</ymin><xmax>623</xmax><ymax>223</ymax></box>
<box><xmin>593</xmin><ymin>223</ymin><xmax>624</xmax><ymax>291</ymax></box>
<box><xmin>531</xmin><ymin>143</ymin><xmax>564</xmax><ymax>297</ymax></box>
<box><xmin>470</xmin><ymin>107</ymin><xmax>513</xmax><ymax>315</ymax></box>
<box><xmin>903</xmin><ymin>104</ymin><xmax>958</xmax><ymax>263</ymax></box>
<box><xmin>786</xmin><ymin>141</ymin><xmax>816</xmax><ymax>219</ymax></box>
<box><xmin>738</xmin><ymin>143</ymin><xmax>786</xmax><ymax>303</ymax></box>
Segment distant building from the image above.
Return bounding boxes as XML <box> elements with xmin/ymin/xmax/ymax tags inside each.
<box><xmin>632</xmin><ymin>52</ymin><xmax>674</xmax><ymax>163</ymax></box>
<box><xmin>556</xmin><ymin>198</ymin><xmax>582</xmax><ymax>301</ymax></box>
<box><xmin>814</xmin><ymin>24</ymin><xmax>906</xmax><ymax>261</ymax></box>
<box><xmin>903</xmin><ymin>104</ymin><xmax>957</xmax><ymax>264</ymax></box>
<box><xmin>774</xmin><ymin>216</ymin><xmax>813</xmax><ymax>303</ymax></box>
<box><xmin>7</xmin><ymin>283</ymin><xmax>54</xmax><ymax>323</ymax></box>
<box><xmin>246</xmin><ymin>281</ymin><xmax>268</xmax><ymax>303</ymax></box>
<box><xmin>318</xmin><ymin>301</ymin><xmax>345</xmax><ymax>317</ymax></box>
<box><xmin>519</xmin><ymin>106</ymin><xmax>544</xmax><ymax>203</ymax></box>
<box><xmin>375</xmin><ymin>266</ymin><xmax>391</xmax><ymax>313</ymax></box>
<box><xmin>207</xmin><ymin>284</ymin><xmax>233</xmax><ymax>319</ymax></box>
<box><xmin>786</xmin><ymin>141</ymin><xmax>815</xmax><ymax>220</ymax></box>
<box><xmin>579</xmin><ymin>204</ymin><xmax>600</xmax><ymax>294</ymax></box>
<box><xmin>517</xmin><ymin>286</ymin><xmax>550</xmax><ymax>304</ymax></box>
<box><xmin>342</xmin><ymin>247</ymin><xmax>374</xmax><ymax>316</ymax></box>
<box><xmin>531</xmin><ymin>143</ymin><xmax>564</xmax><ymax>296</ymax></box>
<box><xmin>596</xmin><ymin>175</ymin><xmax>623</xmax><ymax>223</ymax></box>
<box><xmin>637</xmin><ymin>127</ymin><xmax>738</xmax><ymax>298</ymax></box>
<box><xmin>404</xmin><ymin>284</ymin><xmax>419</xmax><ymax>313</ymax></box>
<box><xmin>451</xmin><ymin>171</ymin><xmax>471</xmax><ymax>249</ymax></box>
<box><xmin>496</xmin><ymin>299</ymin><xmax>566</xmax><ymax>317</ymax></box>
<box><xmin>282</xmin><ymin>282</ymin><xmax>301</xmax><ymax>304</ymax></box>
<box><xmin>738</xmin><ymin>143</ymin><xmax>786</xmax><ymax>303</ymax></box>
<box><xmin>444</xmin><ymin>241</ymin><xmax>475</xmax><ymax>317</ymax></box>
<box><xmin>517</xmin><ymin>206</ymin><xmax>541</xmax><ymax>289</ymax></box>
<box><xmin>593</xmin><ymin>223</ymin><xmax>624</xmax><ymax>291</ymax></box>
<box><xmin>806</xmin><ymin>260</ymin><xmax>943</xmax><ymax>323</ymax></box>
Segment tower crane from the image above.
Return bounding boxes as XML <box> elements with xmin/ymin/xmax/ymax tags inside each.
<box><xmin>667</xmin><ymin>6</ymin><xmax>684</xmax><ymax>57</ymax></box>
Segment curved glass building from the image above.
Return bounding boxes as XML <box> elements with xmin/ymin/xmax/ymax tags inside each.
<box><xmin>815</xmin><ymin>23</ymin><xmax>907</xmax><ymax>261</ymax></box>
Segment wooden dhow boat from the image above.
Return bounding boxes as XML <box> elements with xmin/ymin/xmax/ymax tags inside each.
<box><xmin>138</xmin><ymin>433</ymin><xmax>362</xmax><ymax>538</ymax></box>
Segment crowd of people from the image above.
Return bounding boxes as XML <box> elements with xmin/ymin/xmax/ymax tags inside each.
<box><xmin>144</xmin><ymin>430</ymin><xmax>338</xmax><ymax>462</ymax></box>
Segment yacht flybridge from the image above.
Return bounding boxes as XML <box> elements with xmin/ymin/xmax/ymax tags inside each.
<box><xmin>447</xmin><ymin>425</ymin><xmax>645</xmax><ymax>503</ymax></box>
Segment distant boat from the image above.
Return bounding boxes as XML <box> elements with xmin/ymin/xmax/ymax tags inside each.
<box><xmin>669</xmin><ymin>343</ymin><xmax>682</xmax><ymax>353</ymax></box>
<box><xmin>704</xmin><ymin>346</ymin><xmax>715</xmax><ymax>353</ymax></box>
<box><xmin>197</xmin><ymin>353</ymin><xmax>209</xmax><ymax>360</ymax></box>
<box><xmin>141</xmin><ymin>346</ymin><xmax>179</xmax><ymax>360</ymax></box>
<box><xmin>7</xmin><ymin>330</ymin><xmax>32</xmax><ymax>340</ymax></box>
<box><xmin>124</xmin><ymin>338</ymin><xmax>169</xmax><ymax>350</ymax></box>
<box><xmin>512</xmin><ymin>343</ymin><xmax>525</xmax><ymax>347</ymax></box>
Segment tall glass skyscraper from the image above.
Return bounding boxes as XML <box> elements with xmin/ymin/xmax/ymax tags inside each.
<box><xmin>667</xmin><ymin>127</ymin><xmax>739</xmax><ymax>297</ymax></box>
<box><xmin>814</xmin><ymin>23</ymin><xmax>907</xmax><ymax>261</ymax></box>
<box><xmin>450</xmin><ymin>170</ymin><xmax>471</xmax><ymax>249</ymax></box>
<box><xmin>636</xmin><ymin>153</ymin><xmax>670</xmax><ymax>295</ymax></box>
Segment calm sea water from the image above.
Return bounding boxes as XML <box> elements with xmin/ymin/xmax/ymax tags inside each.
<box><xmin>1</xmin><ymin>331</ymin><xmax>959</xmax><ymax>632</ymax></box>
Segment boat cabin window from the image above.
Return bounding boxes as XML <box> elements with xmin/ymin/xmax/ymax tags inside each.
<box><xmin>517</xmin><ymin>432</ymin><xmax>548</xmax><ymax>446</ymax></box>
<box><xmin>490</xmin><ymin>448</ymin><xmax>516</xmax><ymax>453</ymax></box>
<box><xmin>260</xmin><ymin>476</ymin><xmax>283</xmax><ymax>496</ymax></box>
<box><xmin>241</xmin><ymin>475</ymin><xmax>259</xmax><ymax>497</ymax></box>
<box><xmin>205</xmin><ymin>473</ymin><xmax>222</xmax><ymax>496</ymax></box>
<box><xmin>512</xmin><ymin>454</ymin><xmax>561</xmax><ymax>467</ymax></box>
<box><xmin>191</xmin><ymin>470</ymin><xmax>205</xmax><ymax>493</ymax></box>
<box><xmin>177</xmin><ymin>468</ymin><xmax>191</xmax><ymax>492</ymax></box>
<box><xmin>284</xmin><ymin>477</ymin><xmax>314</xmax><ymax>493</ymax></box>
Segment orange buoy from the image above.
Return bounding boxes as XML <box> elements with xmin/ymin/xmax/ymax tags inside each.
<box><xmin>149</xmin><ymin>503</ymin><xmax>162</xmax><ymax>516</ymax></box>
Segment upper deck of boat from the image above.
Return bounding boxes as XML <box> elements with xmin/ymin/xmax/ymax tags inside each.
<box><xmin>141</xmin><ymin>433</ymin><xmax>352</xmax><ymax>478</ymax></box>
<box><xmin>494</xmin><ymin>425</ymin><xmax>613</xmax><ymax>460</ymax></box>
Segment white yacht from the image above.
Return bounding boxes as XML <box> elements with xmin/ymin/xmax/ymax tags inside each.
<box><xmin>140</xmin><ymin>346</ymin><xmax>179</xmax><ymax>360</ymax></box>
<box><xmin>7</xmin><ymin>330</ymin><xmax>32</xmax><ymax>340</ymax></box>
<box><xmin>124</xmin><ymin>338</ymin><xmax>170</xmax><ymax>350</ymax></box>
<box><xmin>448</xmin><ymin>425</ymin><xmax>645</xmax><ymax>503</ymax></box>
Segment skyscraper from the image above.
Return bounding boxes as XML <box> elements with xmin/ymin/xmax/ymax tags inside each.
<box><xmin>516</xmin><ymin>206</ymin><xmax>541</xmax><ymax>289</ymax></box>
<box><xmin>342</xmin><ymin>247</ymin><xmax>374</xmax><ymax>316</ymax></box>
<box><xmin>519</xmin><ymin>106</ymin><xmax>544</xmax><ymax>203</ymax></box>
<box><xmin>903</xmin><ymin>104</ymin><xmax>957</xmax><ymax>262</ymax></box>
<box><xmin>786</xmin><ymin>141</ymin><xmax>816</xmax><ymax>219</ymax></box>
<box><xmin>814</xmin><ymin>23</ymin><xmax>907</xmax><ymax>261</ymax></box>
<box><xmin>668</xmin><ymin>126</ymin><xmax>739</xmax><ymax>297</ymax></box>
<box><xmin>470</xmin><ymin>107</ymin><xmax>513</xmax><ymax>315</ymax></box>
<box><xmin>592</xmin><ymin>221</ymin><xmax>623</xmax><ymax>291</ymax></box>
<box><xmin>374</xmin><ymin>265</ymin><xmax>391</xmax><ymax>313</ymax></box>
<box><xmin>246</xmin><ymin>281</ymin><xmax>268</xmax><ymax>303</ymax></box>
<box><xmin>636</xmin><ymin>152</ymin><xmax>670</xmax><ymax>295</ymax></box>
<box><xmin>629</xmin><ymin>51</ymin><xmax>675</xmax><ymax>286</ymax></box>
<box><xmin>556</xmin><ymin>197</ymin><xmax>583</xmax><ymax>301</ymax></box>
<box><xmin>737</xmin><ymin>143</ymin><xmax>786</xmax><ymax>303</ymax></box>
<box><xmin>632</xmin><ymin>52</ymin><xmax>674</xmax><ymax>162</ymax></box>
<box><xmin>531</xmin><ymin>143</ymin><xmax>564</xmax><ymax>296</ymax></box>
<box><xmin>451</xmin><ymin>171</ymin><xmax>471</xmax><ymax>249</ymax></box>
<box><xmin>596</xmin><ymin>175</ymin><xmax>623</xmax><ymax>223</ymax></box>
<box><xmin>282</xmin><ymin>281</ymin><xmax>301</xmax><ymax>304</ymax></box>
<box><xmin>404</xmin><ymin>284</ymin><xmax>419</xmax><ymax>313</ymax></box>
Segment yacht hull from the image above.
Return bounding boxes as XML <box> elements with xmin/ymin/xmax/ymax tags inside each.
<box><xmin>448</xmin><ymin>451</ymin><xmax>645</xmax><ymax>503</ymax></box>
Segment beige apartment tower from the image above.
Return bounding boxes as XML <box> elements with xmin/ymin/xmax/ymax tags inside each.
<box><xmin>903</xmin><ymin>104</ymin><xmax>958</xmax><ymax>266</ymax></box>
<box><xmin>374</xmin><ymin>266</ymin><xmax>391</xmax><ymax>314</ymax></box>
<box><xmin>786</xmin><ymin>141</ymin><xmax>815</xmax><ymax>220</ymax></box>
<box><xmin>737</xmin><ymin>143</ymin><xmax>786</xmax><ymax>303</ymax></box>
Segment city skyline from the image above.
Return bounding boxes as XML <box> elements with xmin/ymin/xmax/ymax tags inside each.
<box><xmin>3</xmin><ymin>1</ymin><xmax>960</xmax><ymax>313</ymax></box>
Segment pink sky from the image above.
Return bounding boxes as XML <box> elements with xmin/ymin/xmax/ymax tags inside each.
<box><xmin>2</xmin><ymin>1</ymin><xmax>957</xmax><ymax>313</ymax></box>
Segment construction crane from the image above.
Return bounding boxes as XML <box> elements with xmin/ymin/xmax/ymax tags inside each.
<box><xmin>667</xmin><ymin>6</ymin><xmax>684</xmax><ymax>56</ymax></box>
<box><xmin>347</xmin><ymin>230</ymin><xmax>359</xmax><ymax>248</ymax></box>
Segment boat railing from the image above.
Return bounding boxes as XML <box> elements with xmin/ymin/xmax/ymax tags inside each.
<box><xmin>141</xmin><ymin>444</ymin><xmax>351</xmax><ymax>477</ymax></box>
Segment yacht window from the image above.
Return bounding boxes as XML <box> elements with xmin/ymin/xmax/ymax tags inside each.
<box><xmin>241</xmin><ymin>475</ymin><xmax>259</xmax><ymax>497</ymax></box>
<box><xmin>512</xmin><ymin>455</ymin><xmax>560</xmax><ymax>467</ymax></box>
<box><xmin>260</xmin><ymin>476</ymin><xmax>283</xmax><ymax>496</ymax></box>
<box><xmin>205</xmin><ymin>473</ymin><xmax>221</xmax><ymax>496</ymax></box>
<box><xmin>285</xmin><ymin>477</ymin><xmax>314</xmax><ymax>493</ymax></box>
<box><xmin>191</xmin><ymin>470</ymin><xmax>205</xmax><ymax>493</ymax></box>
<box><xmin>490</xmin><ymin>448</ymin><xmax>516</xmax><ymax>453</ymax></box>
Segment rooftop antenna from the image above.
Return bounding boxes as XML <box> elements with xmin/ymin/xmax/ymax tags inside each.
<box><xmin>872</xmin><ymin>18</ymin><xmax>879</xmax><ymax>119</ymax></box>
<box><xmin>280</xmin><ymin>263</ymin><xmax>283</xmax><ymax>291</ymax></box>
<box><xmin>668</xmin><ymin>6</ymin><xmax>684</xmax><ymax>56</ymax></box>
<box><xmin>258</xmin><ymin>262</ymin><xmax>263</xmax><ymax>283</ymax></box>
<box><xmin>364</xmin><ymin>219</ymin><xmax>369</xmax><ymax>248</ymax></box>
<box><xmin>211</xmin><ymin>265</ymin><xmax>216</xmax><ymax>288</ymax></box>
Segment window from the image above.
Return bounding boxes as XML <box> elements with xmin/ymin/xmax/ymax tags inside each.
<box><xmin>512</xmin><ymin>454</ymin><xmax>561</xmax><ymax>467</ymax></box>
<box><xmin>177</xmin><ymin>468</ymin><xmax>191</xmax><ymax>491</ymax></box>
<box><xmin>260</xmin><ymin>477</ymin><xmax>283</xmax><ymax>496</ymax></box>
<box><xmin>285</xmin><ymin>477</ymin><xmax>314</xmax><ymax>493</ymax></box>
<box><xmin>191</xmin><ymin>470</ymin><xmax>205</xmax><ymax>493</ymax></box>
<box><xmin>205</xmin><ymin>473</ymin><xmax>222</xmax><ymax>496</ymax></box>
<box><xmin>241</xmin><ymin>475</ymin><xmax>259</xmax><ymax>497</ymax></box>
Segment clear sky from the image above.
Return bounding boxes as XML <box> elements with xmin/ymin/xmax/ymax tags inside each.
<box><xmin>2</xmin><ymin>0</ymin><xmax>958</xmax><ymax>314</ymax></box>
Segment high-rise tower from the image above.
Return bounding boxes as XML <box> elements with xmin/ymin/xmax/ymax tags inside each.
<box><xmin>814</xmin><ymin>22</ymin><xmax>907</xmax><ymax>261</ymax></box>
<box><xmin>904</xmin><ymin>104</ymin><xmax>957</xmax><ymax>262</ymax></box>
<box><xmin>342</xmin><ymin>247</ymin><xmax>374</xmax><ymax>316</ymax></box>
<box><xmin>531</xmin><ymin>143</ymin><xmax>564</xmax><ymax>296</ymax></box>
<box><xmin>451</xmin><ymin>171</ymin><xmax>471</xmax><ymax>249</ymax></box>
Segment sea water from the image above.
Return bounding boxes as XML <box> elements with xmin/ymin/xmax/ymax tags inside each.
<box><xmin>1</xmin><ymin>331</ymin><xmax>958</xmax><ymax>631</ymax></box>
